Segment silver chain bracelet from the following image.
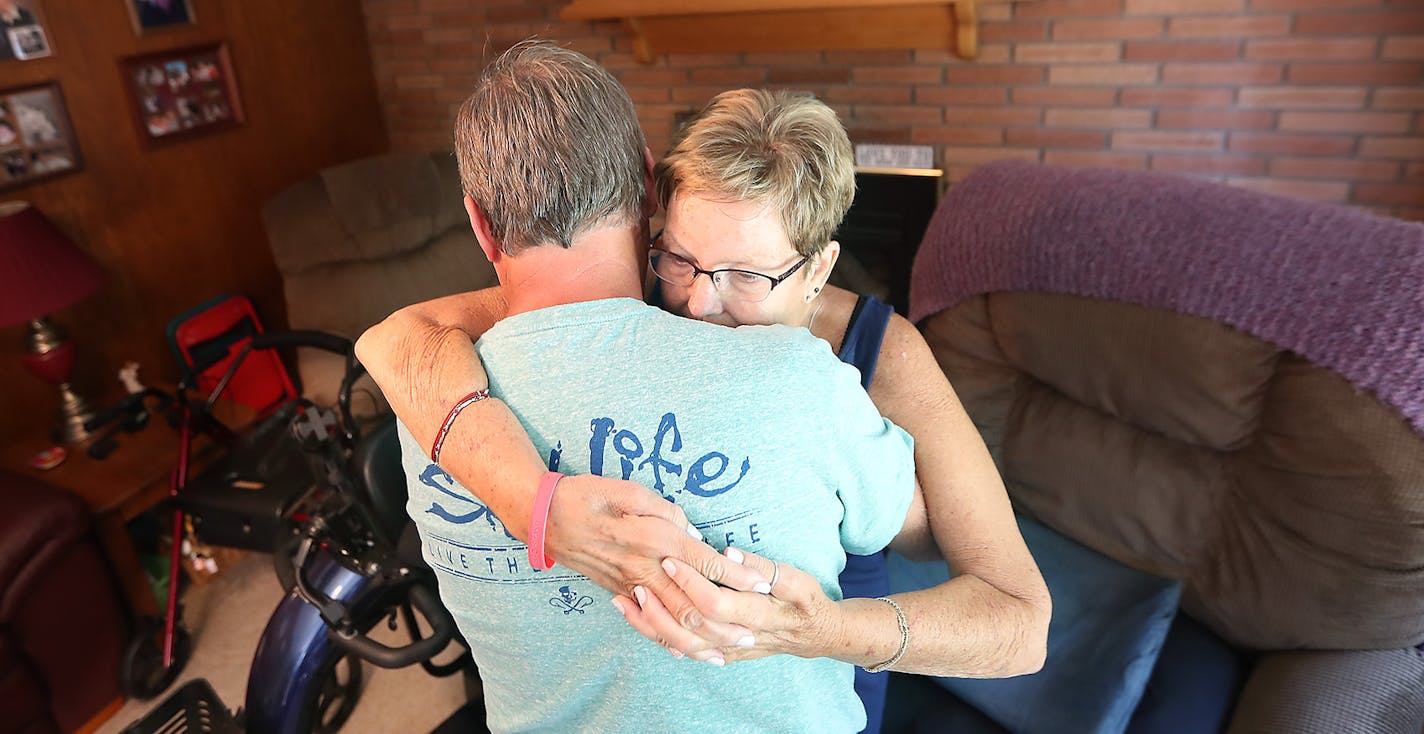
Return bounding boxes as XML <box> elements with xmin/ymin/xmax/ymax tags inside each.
<box><xmin>863</xmin><ymin>596</ymin><xmax>909</xmax><ymax>674</ymax></box>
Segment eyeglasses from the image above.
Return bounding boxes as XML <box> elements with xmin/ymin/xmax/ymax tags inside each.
<box><xmin>647</xmin><ymin>233</ymin><xmax>809</xmax><ymax>303</ymax></box>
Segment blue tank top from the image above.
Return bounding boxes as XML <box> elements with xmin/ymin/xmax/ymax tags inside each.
<box><xmin>835</xmin><ymin>294</ymin><xmax>896</xmax><ymax>734</ymax></box>
<box><xmin>838</xmin><ymin>295</ymin><xmax>894</xmax><ymax>391</ymax></box>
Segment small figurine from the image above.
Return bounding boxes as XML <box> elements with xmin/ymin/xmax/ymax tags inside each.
<box><xmin>119</xmin><ymin>361</ymin><xmax>145</xmax><ymax>394</ymax></box>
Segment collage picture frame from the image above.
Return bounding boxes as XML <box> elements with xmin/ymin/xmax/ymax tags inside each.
<box><xmin>121</xmin><ymin>42</ymin><xmax>245</xmax><ymax>146</ymax></box>
<box><xmin>0</xmin><ymin>81</ymin><xmax>82</xmax><ymax>190</ymax></box>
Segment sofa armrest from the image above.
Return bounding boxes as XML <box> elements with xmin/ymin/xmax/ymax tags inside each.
<box><xmin>0</xmin><ymin>472</ymin><xmax>126</xmax><ymax>734</ymax></box>
<box><xmin>1227</xmin><ymin>648</ymin><xmax>1424</xmax><ymax>734</ymax></box>
<box><xmin>0</xmin><ymin>472</ymin><xmax>89</xmax><ymax>620</ymax></box>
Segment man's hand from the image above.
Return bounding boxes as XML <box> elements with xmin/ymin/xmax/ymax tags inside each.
<box><xmin>546</xmin><ymin>475</ymin><xmax>771</xmax><ymax>637</ymax></box>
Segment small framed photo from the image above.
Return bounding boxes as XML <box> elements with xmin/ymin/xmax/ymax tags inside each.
<box><xmin>122</xmin><ymin>43</ymin><xmax>244</xmax><ymax>146</ymax></box>
<box><xmin>0</xmin><ymin>81</ymin><xmax>83</xmax><ymax>190</ymax></box>
<box><xmin>125</xmin><ymin>0</ymin><xmax>195</xmax><ymax>36</ymax></box>
<box><xmin>1</xmin><ymin>0</ymin><xmax>54</xmax><ymax>61</ymax></box>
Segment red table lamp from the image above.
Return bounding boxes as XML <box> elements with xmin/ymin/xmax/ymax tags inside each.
<box><xmin>0</xmin><ymin>201</ymin><xmax>106</xmax><ymax>442</ymax></box>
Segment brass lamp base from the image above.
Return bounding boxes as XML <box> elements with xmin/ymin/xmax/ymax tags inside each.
<box><xmin>22</xmin><ymin>316</ymin><xmax>96</xmax><ymax>444</ymax></box>
<box><xmin>54</xmin><ymin>381</ymin><xmax>95</xmax><ymax>443</ymax></box>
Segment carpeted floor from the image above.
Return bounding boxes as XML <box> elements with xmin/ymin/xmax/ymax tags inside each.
<box><xmin>98</xmin><ymin>552</ymin><xmax>467</xmax><ymax>734</ymax></box>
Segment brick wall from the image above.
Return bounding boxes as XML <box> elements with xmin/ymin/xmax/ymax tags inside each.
<box><xmin>362</xmin><ymin>0</ymin><xmax>1424</xmax><ymax>219</ymax></box>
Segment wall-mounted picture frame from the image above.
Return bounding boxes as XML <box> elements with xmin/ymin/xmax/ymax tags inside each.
<box><xmin>125</xmin><ymin>0</ymin><xmax>195</xmax><ymax>36</ymax></box>
<box><xmin>1</xmin><ymin>0</ymin><xmax>55</xmax><ymax>61</ymax></box>
<box><xmin>121</xmin><ymin>43</ymin><xmax>244</xmax><ymax>146</ymax></box>
<box><xmin>0</xmin><ymin>81</ymin><xmax>82</xmax><ymax>190</ymax></box>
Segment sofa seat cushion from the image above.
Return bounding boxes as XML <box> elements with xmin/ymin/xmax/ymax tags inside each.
<box><xmin>1227</xmin><ymin>647</ymin><xmax>1424</xmax><ymax>734</ymax></box>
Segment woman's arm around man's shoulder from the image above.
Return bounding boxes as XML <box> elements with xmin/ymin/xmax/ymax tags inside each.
<box><xmin>619</xmin><ymin>313</ymin><xmax>1050</xmax><ymax>677</ymax></box>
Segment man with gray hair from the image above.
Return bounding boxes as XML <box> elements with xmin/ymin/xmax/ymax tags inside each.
<box><xmin>388</xmin><ymin>41</ymin><xmax>918</xmax><ymax>731</ymax></box>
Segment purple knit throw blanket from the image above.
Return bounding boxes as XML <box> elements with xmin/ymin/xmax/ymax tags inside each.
<box><xmin>908</xmin><ymin>160</ymin><xmax>1424</xmax><ymax>436</ymax></box>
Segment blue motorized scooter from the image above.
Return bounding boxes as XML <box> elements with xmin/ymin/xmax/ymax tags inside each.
<box><xmin>121</xmin><ymin>331</ymin><xmax>488</xmax><ymax>734</ymax></box>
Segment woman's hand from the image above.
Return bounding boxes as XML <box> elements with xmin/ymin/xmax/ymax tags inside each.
<box><xmin>545</xmin><ymin>475</ymin><xmax>773</xmax><ymax>639</ymax></box>
<box><xmin>609</xmin><ymin>546</ymin><xmax>841</xmax><ymax>666</ymax></box>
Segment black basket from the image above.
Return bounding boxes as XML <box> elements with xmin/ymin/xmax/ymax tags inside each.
<box><xmin>120</xmin><ymin>679</ymin><xmax>242</xmax><ymax>734</ymax></box>
<box><xmin>178</xmin><ymin>402</ymin><xmax>316</xmax><ymax>553</ymax></box>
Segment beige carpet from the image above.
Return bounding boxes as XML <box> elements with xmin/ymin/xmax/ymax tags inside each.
<box><xmin>98</xmin><ymin>552</ymin><xmax>467</xmax><ymax>734</ymax></box>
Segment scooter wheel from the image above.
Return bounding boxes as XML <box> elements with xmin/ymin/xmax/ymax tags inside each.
<box><xmin>120</xmin><ymin>618</ymin><xmax>192</xmax><ymax>700</ymax></box>
<box><xmin>311</xmin><ymin>652</ymin><xmax>364</xmax><ymax>733</ymax></box>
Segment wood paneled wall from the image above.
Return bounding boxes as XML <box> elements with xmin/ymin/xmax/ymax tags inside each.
<box><xmin>0</xmin><ymin>0</ymin><xmax>387</xmax><ymax>447</ymax></box>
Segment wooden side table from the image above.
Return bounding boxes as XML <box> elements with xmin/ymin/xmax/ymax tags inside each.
<box><xmin>0</xmin><ymin>398</ymin><xmax>253</xmax><ymax>620</ymax></box>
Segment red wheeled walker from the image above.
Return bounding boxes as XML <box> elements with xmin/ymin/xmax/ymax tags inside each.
<box><xmin>90</xmin><ymin>294</ymin><xmax>298</xmax><ymax>699</ymax></box>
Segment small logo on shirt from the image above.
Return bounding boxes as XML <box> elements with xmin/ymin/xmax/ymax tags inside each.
<box><xmin>550</xmin><ymin>585</ymin><xmax>593</xmax><ymax>615</ymax></box>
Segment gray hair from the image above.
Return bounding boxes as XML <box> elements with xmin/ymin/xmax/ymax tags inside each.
<box><xmin>454</xmin><ymin>40</ymin><xmax>647</xmax><ymax>253</ymax></box>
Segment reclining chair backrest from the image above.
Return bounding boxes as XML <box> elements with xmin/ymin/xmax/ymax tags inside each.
<box><xmin>911</xmin><ymin>161</ymin><xmax>1424</xmax><ymax>653</ymax></box>
<box><xmin>262</xmin><ymin>152</ymin><xmax>498</xmax><ymax>414</ymax></box>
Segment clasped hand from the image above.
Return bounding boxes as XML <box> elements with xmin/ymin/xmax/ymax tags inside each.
<box><xmin>611</xmin><ymin>547</ymin><xmax>836</xmax><ymax>667</ymax></box>
<box><xmin>546</xmin><ymin>476</ymin><xmax>836</xmax><ymax>666</ymax></box>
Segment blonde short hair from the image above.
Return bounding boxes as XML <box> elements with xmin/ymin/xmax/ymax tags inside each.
<box><xmin>655</xmin><ymin>89</ymin><xmax>855</xmax><ymax>257</ymax></box>
<box><xmin>454</xmin><ymin>40</ymin><xmax>647</xmax><ymax>254</ymax></box>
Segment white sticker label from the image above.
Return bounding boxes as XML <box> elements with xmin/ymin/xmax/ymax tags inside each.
<box><xmin>854</xmin><ymin>144</ymin><xmax>934</xmax><ymax>170</ymax></box>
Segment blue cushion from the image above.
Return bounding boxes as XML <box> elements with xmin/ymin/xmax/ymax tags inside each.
<box><xmin>887</xmin><ymin>514</ymin><xmax>1181</xmax><ymax>734</ymax></box>
<box><xmin>886</xmin><ymin>673</ymin><xmax>1010</xmax><ymax>734</ymax></box>
<box><xmin>1126</xmin><ymin>613</ymin><xmax>1248</xmax><ymax>734</ymax></box>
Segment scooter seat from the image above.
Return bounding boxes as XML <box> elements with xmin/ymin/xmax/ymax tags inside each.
<box><xmin>354</xmin><ymin>418</ymin><xmax>435</xmax><ymax>574</ymax></box>
<box><xmin>352</xmin><ymin>417</ymin><xmax>409</xmax><ymax>543</ymax></box>
<box><xmin>398</xmin><ymin>520</ymin><xmax>429</xmax><ymax>571</ymax></box>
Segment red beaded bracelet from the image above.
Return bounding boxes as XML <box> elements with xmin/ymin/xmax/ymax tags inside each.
<box><xmin>430</xmin><ymin>388</ymin><xmax>491</xmax><ymax>464</ymax></box>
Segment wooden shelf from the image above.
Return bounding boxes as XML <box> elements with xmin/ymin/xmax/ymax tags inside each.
<box><xmin>561</xmin><ymin>0</ymin><xmax>980</xmax><ymax>63</ymax></box>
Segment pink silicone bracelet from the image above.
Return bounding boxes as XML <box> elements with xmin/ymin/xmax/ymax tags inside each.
<box><xmin>527</xmin><ymin>471</ymin><xmax>563</xmax><ymax>571</ymax></box>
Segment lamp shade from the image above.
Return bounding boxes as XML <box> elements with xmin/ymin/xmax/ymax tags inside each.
<box><xmin>0</xmin><ymin>201</ymin><xmax>105</xmax><ymax>327</ymax></box>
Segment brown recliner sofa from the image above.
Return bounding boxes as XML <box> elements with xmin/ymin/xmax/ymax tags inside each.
<box><xmin>0</xmin><ymin>471</ymin><xmax>127</xmax><ymax>734</ymax></box>
<box><xmin>261</xmin><ymin>151</ymin><xmax>498</xmax><ymax>413</ymax></box>
<box><xmin>910</xmin><ymin>161</ymin><xmax>1424</xmax><ymax>733</ymax></box>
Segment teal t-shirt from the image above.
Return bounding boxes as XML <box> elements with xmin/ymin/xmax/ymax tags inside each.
<box><xmin>399</xmin><ymin>297</ymin><xmax>915</xmax><ymax>733</ymax></box>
